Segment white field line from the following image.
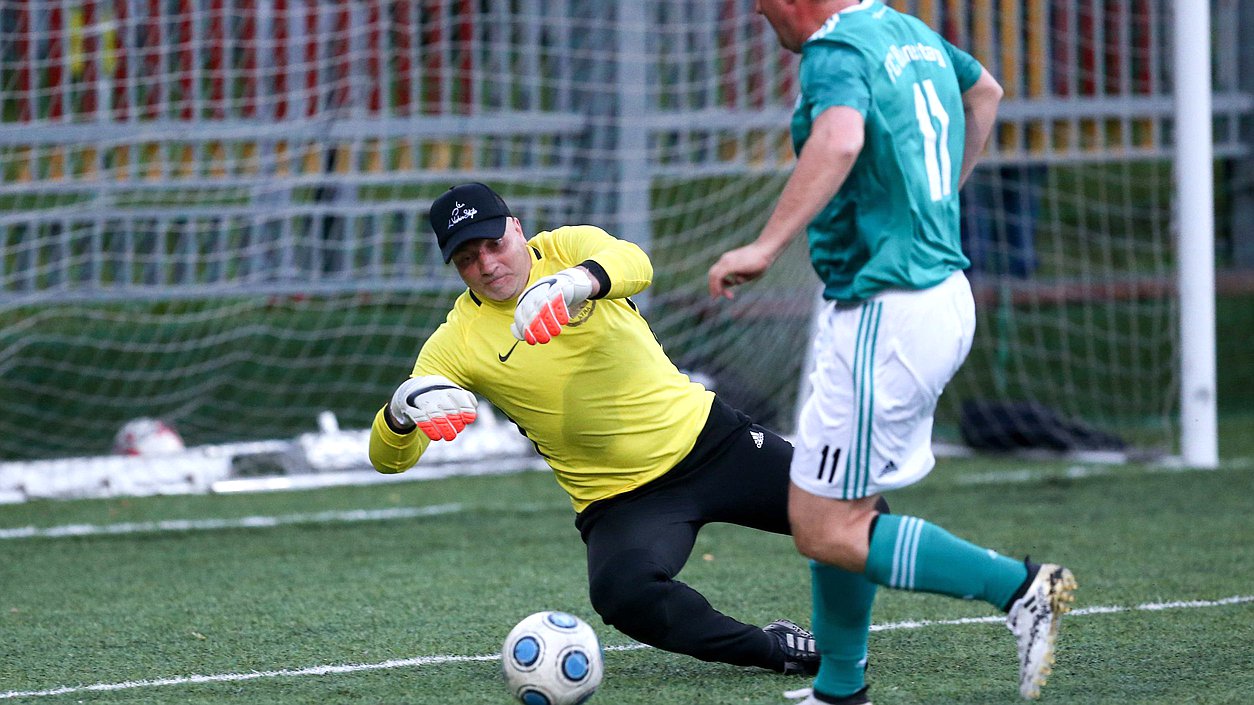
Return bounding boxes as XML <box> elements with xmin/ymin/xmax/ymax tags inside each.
<box><xmin>6</xmin><ymin>457</ymin><xmax>1248</xmax><ymax>541</ymax></box>
<box><xmin>868</xmin><ymin>594</ymin><xmax>1254</xmax><ymax>630</ymax></box>
<box><xmin>2</xmin><ymin>595</ymin><xmax>1249</xmax><ymax>700</ymax></box>
<box><xmin>0</xmin><ymin>504</ymin><xmax>465</xmax><ymax>539</ymax></box>
<box><xmin>0</xmin><ymin>502</ymin><xmax>562</xmax><ymax>541</ymax></box>
<box><xmin>954</xmin><ymin>457</ymin><xmax>1251</xmax><ymax>486</ymax></box>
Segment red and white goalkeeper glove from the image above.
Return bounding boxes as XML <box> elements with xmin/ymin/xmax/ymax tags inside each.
<box><xmin>388</xmin><ymin>375</ymin><xmax>478</xmax><ymax>441</ymax></box>
<box><xmin>510</xmin><ymin>267</ymin><xmax>595</xmax><ymax>345</ymax></box>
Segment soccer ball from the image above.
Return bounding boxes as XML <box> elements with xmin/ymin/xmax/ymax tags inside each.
<box><xmin>113</xmin><ymin>418</ymin><xmax>185</xmax><ymax>456</ymax></box>
<box><xmin>501</xmin><ymin>611</ymin><xmax>603</xmax><ymax>705</ymax></box>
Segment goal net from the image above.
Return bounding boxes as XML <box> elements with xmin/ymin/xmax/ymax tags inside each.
<box><xmin>0</xmin><ymin>1</ymin><xmax>1239</xmax><ymax>466</ymax></box>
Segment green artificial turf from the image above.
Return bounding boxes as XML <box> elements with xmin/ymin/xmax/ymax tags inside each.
<box><xmin>2</xmin><ymin>449</ymin><xmax>1251</xmax><ymax>704</ymax></box>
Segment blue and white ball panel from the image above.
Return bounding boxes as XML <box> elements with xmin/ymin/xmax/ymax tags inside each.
<box><xmin>512</xmin><ymin>636</ymin><xmax>542</xmax><ymax>668</ymax></box>
<box><xmin>546</xmin><ymin>611</ymin><xmax>579</xmax><ymax>630</ymax></box>
<box><xmin>560</xmin><ymin>649</ymin><xmax>590</xmax><ymax>682</ymax></box>
<box><xmin>520</xmin><ymin>689</ymin><xmax>552</xmax><ymax>705</ymax></box>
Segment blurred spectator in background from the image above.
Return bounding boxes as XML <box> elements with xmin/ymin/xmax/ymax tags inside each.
<box><xmin>962</xmin><ymin>165</ymin><xmax>1045</xmax><ymax>279</ymax></box>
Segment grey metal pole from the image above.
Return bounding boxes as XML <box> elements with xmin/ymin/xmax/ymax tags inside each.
<box><xmin>613</xmin><ymin>3</ymin><xmax>652</xmax><ymax>307</ymax></box>
<box><xmin>1232</xmin><ymin>0</ymin><xmax>1254</xmax><ymax>267</ymax></box>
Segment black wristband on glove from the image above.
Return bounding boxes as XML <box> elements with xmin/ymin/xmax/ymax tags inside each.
<box><xmin>383</xmin><ymin>406</ymin><xmax>416</xmax><ymax>434</ymax></box>
<box><xmin>578</xmin><ymin>259</ymin><xmax>612</xmax><ymax>300</ymax></box>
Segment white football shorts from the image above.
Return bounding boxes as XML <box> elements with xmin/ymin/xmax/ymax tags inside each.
<box><xmin>790</xmin><ymin>270</ymin><xmax>976</xmax><ymax>500</ymax></box>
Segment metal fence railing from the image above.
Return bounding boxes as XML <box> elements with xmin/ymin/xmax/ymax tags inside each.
<box><xmin>1</xmin><ymin>0</ymin><xmax>1249</xmax><ymax>300</ymax></box>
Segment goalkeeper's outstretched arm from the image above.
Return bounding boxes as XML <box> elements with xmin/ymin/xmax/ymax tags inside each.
<box><xmin>370</xmin><ymin>406</ymin><xmax>426</xmax><ymax>474</ymax></box>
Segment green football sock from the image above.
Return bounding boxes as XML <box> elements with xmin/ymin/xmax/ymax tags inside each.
<box><xmin>810</xmin><ymin>560</ymin><xmax>876</xmax><ymax>699</ymax></box>
<box><xmin>865</xmin><ymin>514</ymin><xmax>1028</xmax><ymax>609</ymax></box>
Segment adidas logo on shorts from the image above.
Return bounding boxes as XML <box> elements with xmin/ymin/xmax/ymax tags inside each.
<box><xmin>750</xmin><ymin>430</ymin><xmax>765</xmax><ymax>449</ymax></box>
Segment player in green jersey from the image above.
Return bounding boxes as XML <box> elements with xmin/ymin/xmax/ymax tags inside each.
<box><xmin>708</xmin><ymin>2</ymin><xmax>1075</xmax><ymax>702</ymax></box>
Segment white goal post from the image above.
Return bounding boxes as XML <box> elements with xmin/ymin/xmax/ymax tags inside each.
<box><xmin>1173</xmin><ymin>0</ymin><xmax>1219</xmax><ymax>468</ymax></box>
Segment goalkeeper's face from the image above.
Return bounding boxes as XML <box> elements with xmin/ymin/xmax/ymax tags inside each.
<box><xmin>450</xmin><ymin>218</ymin><xmax>532</xmax><ymax>302</ymax></box>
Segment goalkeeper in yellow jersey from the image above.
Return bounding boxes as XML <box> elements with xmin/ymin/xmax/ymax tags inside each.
<box><xmin>370</xmin><ymin>181</ymin><xmax>857</xmax><ymax>675</ymax></box>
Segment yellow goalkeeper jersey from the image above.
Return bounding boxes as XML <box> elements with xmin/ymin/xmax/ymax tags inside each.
<box><xmin>369</xmin><ymin>225</ymin><xmax>715</xmax><ymax>512</ymax></box>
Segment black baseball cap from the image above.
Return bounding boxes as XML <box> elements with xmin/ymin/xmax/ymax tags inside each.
<box><xmin>428</xmin><ymin>183</ymin><xmax>513</xmax><ymax>263</ymax></box>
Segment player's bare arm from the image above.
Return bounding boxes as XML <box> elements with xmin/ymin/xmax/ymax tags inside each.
<box><xmin>708</xmin><ymin>106</ymin><xmax>864</xmax><ymax>299</ymax></box>
<box><xmin>958</xmin><ymin>68</ymin><xmax>1003</xmax><ymax>187</ymax></box>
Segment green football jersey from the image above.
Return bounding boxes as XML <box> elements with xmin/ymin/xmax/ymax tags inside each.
<box><xmin>791</xmin><ymin>0</ymin><xmax>984</xmax><ymax>302</ymax></box>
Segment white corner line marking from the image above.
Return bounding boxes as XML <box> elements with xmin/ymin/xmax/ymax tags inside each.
<box><xmin>2</xmin><ymin>595</ymin><xmax>1249</xmax><ymax>700</ymax></box>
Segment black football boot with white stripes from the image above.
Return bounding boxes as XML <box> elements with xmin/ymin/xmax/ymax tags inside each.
<box><xmin>764</xmin><ymin>619</ymin><xmax>820</xmax><ymax>675</ymax></box>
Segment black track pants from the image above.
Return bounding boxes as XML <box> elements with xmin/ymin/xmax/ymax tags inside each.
<box><xmin>574</xmin><ymin>397</ymin><xmax>794</xmax><ymax>671</ymax></box>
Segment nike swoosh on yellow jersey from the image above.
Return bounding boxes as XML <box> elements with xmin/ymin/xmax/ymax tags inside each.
<box><xmin>498</xmin><ymin>340</ymin><xmax>521</xmax><ymax>363</ymax></box>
